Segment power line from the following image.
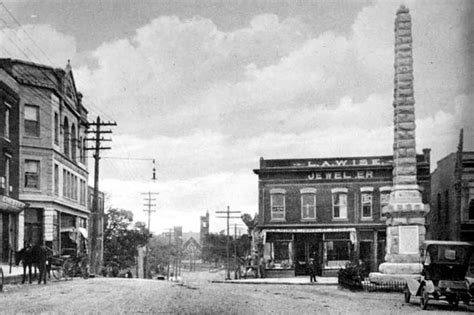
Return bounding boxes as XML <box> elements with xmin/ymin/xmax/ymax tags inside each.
<box><xmin>216</xmin><ymin>206</ymin><xmax>241</xmax><ymax>280</ymax></box>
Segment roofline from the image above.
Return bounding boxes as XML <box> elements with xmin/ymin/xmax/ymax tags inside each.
<box><xmin>0</xmin><ymin>58</ymin><xmax>63</xmax><ymax>73</ymax></box>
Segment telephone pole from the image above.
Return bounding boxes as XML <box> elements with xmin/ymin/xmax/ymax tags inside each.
<box><xmin>165</xmin><ymin>228</ymin><xmax>173</xmax><ymax>280</ymax></box>
<box><xmin>216</xmin><ymin>206</ymin><xmax>241</xmax><ymax>280</ymax></box>
<box><xmin>142</xmin><ymin>191</ymin><xmax>158</xmax><ymax>278</ymax></box>
<box><xmin>85</xmin><ymin>116</ymin><xmax>116</xmax><ymax>275</ymax></box>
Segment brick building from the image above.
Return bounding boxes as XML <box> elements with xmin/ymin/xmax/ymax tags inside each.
<box><xmin>253</xmin><ymin>151</ymin><xmax>430</xmax><ymax>276</ymax></box>
<box><xmin>0</xmin><ymin>68</ymin><xmax>27</xmax><ymax>262</ymax></box>
<box><xmin>0</xmin><ymin>58</ymin><xmax>89</xmax><ymax>255</ymax></box>
<box><xmin>427</xmin><ymin>132</ymin><xmax>474</xmax><ymax>242</ymax></box>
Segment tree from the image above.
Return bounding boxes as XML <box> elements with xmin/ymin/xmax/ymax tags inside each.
<box><xmin>103</xmin><ymin>208</ymin><xmax>151</xmax><ymax>271</ymax></box>
<box><xmin>201</xmin><ymin>233</ymin><xmax>228</xmax><ymax>263</ymax></box>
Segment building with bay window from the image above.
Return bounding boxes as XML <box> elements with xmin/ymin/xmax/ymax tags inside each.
<box><xmin>253</xmin><ymin>150</ymin><xmax>430</xmax><ymax>277</ymax></box>
<box><xmin>0</xmin><ymin>58</ymin><xmax>89</xmax><ymax>256</ymax></box>
<box><xmin>0</xmin><ymin>68</ymin><xmax>27</xmax><ymax>263</ymax></box>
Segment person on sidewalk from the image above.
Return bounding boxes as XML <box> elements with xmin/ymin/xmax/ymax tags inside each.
<box><xmin>308</xmin><ymin>258</ymin><xmax>317</xmax><ymax>283</ymax></box>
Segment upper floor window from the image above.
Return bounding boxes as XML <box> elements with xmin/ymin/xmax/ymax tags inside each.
<box><xmin>54</xmin><ymin>164</ymin><xmax>59</xmax><ymax>196</ymax></box>
<box><xmin>71</xmin><ymin>123</ymin><xmax>77</xmax><ymax>161</ymax></box>
<box><xmin>380</xmin><ymin>187</ymin><xmax>391</xmax><ymax>217</ymax></box>
<box><xmin>25</xmin><ymin>160</ymin><xmax>40</xmax><ymax>189</ymax></box>
<box><xmin>445</xmin><ymin>190</ymin><xmax>449</xmax><ymax>224</ymax></box>
<box><xmin>63</xmin><ymin>117</ymin><xmax>70</xmax><ymax>157</ymax></box>
<box><xmin>469</xmin><ymin>198</ymin><xmax>474</xmax><ymax>221</ymax></box>
<box><xmin>437</xmin><ymin>193</ymin><xmax>442</xmax><ymax>222</ymax></box>
<box><xmin>3</xmin><ymin>103</ymin><xmax>10</xmax><ymax>139</ymax></box>
<box><xmin>300</xmin><ymin>188</ymin><xmax>316</xmax><ymax>220</ymax></box>
<box><xmin>54</xmin><ymin>112</ymin><xmax>59</xmax><ymax>145</ymax></box>
<box><xmin>3</xmin><ymin>154</ymin><xmax>11</xmax><ymax>195</ymax></box>
<box><xmin>24</xmin><ymin>105</ymin><xmax>40</xmax><ymax>137</ymax></box>
<box><xmin>361</xmin><ymin>187</ymin><xmax>374</xmax><ymax>219</ymax></box>
<box><xmin>332</xmin><ymin>188</ymin><xmax>348</xmax><ymax>219</ymax></box>
<box><xmin>270</xmin><ymin>188</ymin><xmax>286</xmax><ymax>221</ymax></box>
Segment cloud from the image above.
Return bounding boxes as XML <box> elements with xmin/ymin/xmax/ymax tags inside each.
<box><xmin>0</xmin><ymin>24</ymin><xmax>77</xmax><ymax>67</ymax></box>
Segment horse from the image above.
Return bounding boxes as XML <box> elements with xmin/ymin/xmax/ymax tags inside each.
<box><xmin>15</xmin><ymin>245</ymin><xmax>52</xmax><ymax>284</ymax></box>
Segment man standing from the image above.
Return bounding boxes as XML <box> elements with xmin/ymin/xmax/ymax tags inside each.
<box><xmin>309</xmin><ymin>258</ymin><xmax>317</xmax><ymax>283</ymax></box>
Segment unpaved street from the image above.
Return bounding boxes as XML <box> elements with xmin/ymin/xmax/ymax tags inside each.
<box><xmin>1</xmin><ymin>271</ymin><xmax>472</xmax><ymax>314</ymax></box>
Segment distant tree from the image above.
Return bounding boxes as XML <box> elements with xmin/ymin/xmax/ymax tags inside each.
<box><xmin>201</xmin><ymin>233</ymin><xmax>228</xmax><ymax>263</ymax></box>
<box><xmin>103</xmin><ymin>208</ymin><xmax>151</xmax><ymax>270</ymax></box>
<box><xmin>241</xmin><ymin>213</ymin><xmax>258</xmax><ymax>234</ymax></box>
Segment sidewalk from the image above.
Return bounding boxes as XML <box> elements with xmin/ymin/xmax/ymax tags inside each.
<box><xmin>1</xmin><ymin>263</ymin><xmax>26</xmax><ymax>284</ymax></box>
<box><xmin>213</xmin><ymin>276</ymin><xmax>338</xmax><ymax>285</ymax></box>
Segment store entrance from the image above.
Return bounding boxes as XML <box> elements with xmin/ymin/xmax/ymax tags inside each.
<box><xmin>294</xmin><ymin>233</ymin><xmax>322</xmax><ymax>275</ymax></box>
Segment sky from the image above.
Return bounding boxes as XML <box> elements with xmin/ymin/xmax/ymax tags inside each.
<box><xmin>1</xmin><ymin>0</ymin><xmax>473</xmax><ymax>234</ymax></box>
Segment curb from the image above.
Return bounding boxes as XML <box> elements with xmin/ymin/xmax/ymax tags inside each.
<box><xmin>212</xmin><ymin>280</ymin><xmax>338</xmax><ymax>285</ymax></box>
<box><xmin>3</xmin><ymin>274</ymin><xmax>24</xmax><ymax>285</ymax></box>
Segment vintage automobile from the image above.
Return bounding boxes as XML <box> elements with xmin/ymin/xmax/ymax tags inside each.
<box><xmin>404</xmin><ymin>241</ymin><xmax>474</xmax><ymax>310</ymax></box>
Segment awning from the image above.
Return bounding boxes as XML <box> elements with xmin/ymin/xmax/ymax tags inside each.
<box><xmin>262</xmin><ymin>227</ymin><xmax>357</xmax><ymax>244</ymax></box>
<box><xmin>0</xmin><ymin>195</ymin><xmax>27</xmax><ymax>213</ymax></box>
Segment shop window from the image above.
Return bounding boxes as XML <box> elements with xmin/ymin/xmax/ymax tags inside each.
<box><xmin>270</xmin><ymin>189</ymin><xmax>286</xmax><ymax>221</ymax></box>
<box><xmin>52</xmin><ymin>211</ymin><xmax>60</xmax><ymax>254</ymax></box>
<box><xmin>326</xmin><ymin>240</ymin><xmax>351</xmax><ymax>263</ymax></box>
<box><xmin>25</xmin><ymin>160</ymin><xmax>40</xmax><ymax>189</ymax></box>
<box><xmin>24</xmin><ymin>208</ymin><xmax>43</xmax><ymax>245</ymax></box>
<box><xmin>300</xmin><ymin>188</ymin><xmax>316</xmax><ymax>220</ymax></box>
<box><xmin>332</xmin><ymin>188</ymin><xmax>348</xmax><ymax>219</ymax></box>
<box><xmin>24</xmin><ymin>105</ymin><xmax>40</xmax><ymax>137</ymax></box>
<box><xmin>361</xmin><ymin>187</ymin><xmax>373</xmax><ymax>219</ymax></box>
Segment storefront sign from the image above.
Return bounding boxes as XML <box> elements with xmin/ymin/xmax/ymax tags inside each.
<box><xmin>293</xmin><ymin>158</ymin><xmax>391</xmax><ymax>168</ymax></box>
<box><xmin>0</xmin><ymin>195</ymin><xmax>27</xmax><ymax>212</ymax></box>
<box><xmin>307</xmin><ymin>170</ymin><xmax>373</xmax><ymax>180</ymax></box>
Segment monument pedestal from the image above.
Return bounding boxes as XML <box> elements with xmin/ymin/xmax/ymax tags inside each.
<box><xmin>369</xmin><ymin>185</ymin><xmax>429</xmax><ymax>283</ymax></box>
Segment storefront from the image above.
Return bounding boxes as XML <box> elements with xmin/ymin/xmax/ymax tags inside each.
<box><xmin>254</xmin><ymin>153</ymin><xmax>431</xmax><ymax>277</ymax></box>
<box><xmin>0</xmin><ymin>195</ymin><xmax>26</xmax><ymax>262</ymax></box>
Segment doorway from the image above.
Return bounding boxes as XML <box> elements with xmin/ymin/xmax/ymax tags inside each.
<box><xmin>294</xmin><ymin>233</ymin><xmax>322</xmax><ymax>275</ymax></box>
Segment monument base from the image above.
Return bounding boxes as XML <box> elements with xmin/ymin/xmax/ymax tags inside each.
<box><xmin>378</xmin><ymin>262</ymin><xmax>422</xmax><ymax>274</ymax></box>
<box><xmin>368</xmin><ymin>272</ymin><xmax>421</xmax><ymax>285</ymax></box>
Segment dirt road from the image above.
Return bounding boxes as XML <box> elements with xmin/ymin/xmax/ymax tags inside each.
<box><xmin>1</xmin><ymin>271</ymin><xmax>472</xmax><ymax>314</ymax></box>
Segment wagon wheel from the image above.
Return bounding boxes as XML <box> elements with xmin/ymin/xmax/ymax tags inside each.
<box><xmin>79</xmin><ymin>256</ymin><xmax>90</xmax><ymax>279</ymax></box>
<box><xmin>0</xmin><ymin>267</ymin><xmax>4</xmax><ymax>292</ymax></box>
<box><xmin>420</xmin><ymin>286</ymin><xmax>429</xmax><ymax>310</ymax></box>
<box><xmin>62</xmin><ymin>258</ymin><xmax>75</xmax><ymax>280</ymax></box>
<box><xmin>51</xmin><ymin>265</ymin><xmax>63</xmax><ymax>280</ymax></box>
<box><xmin>403</xmin><ymin>285</ymin><xmax>411</xmax><ymax>303</ymax></box>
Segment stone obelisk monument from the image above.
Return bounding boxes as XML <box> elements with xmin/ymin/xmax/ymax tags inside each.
<box><xmin>373</xmin><ymin>5</ymin><xmax>430</xmax><ymax>279</ymax></box>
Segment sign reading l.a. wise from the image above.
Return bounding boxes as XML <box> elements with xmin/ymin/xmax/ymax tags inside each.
<box><xmin>293</xmin><ymin>158</ymin><xmax>392</xmax><ymax>168</ymax></box>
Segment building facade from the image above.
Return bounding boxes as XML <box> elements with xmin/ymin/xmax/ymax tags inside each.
<box><xmin>0</xmin><ymin>59</ymin><xmax>89</xmax><ymax>255</ymax></box>
<box><xmin>254</xmin><ymin>151</ymin><xmax>430</xmax><ymax>276</ymax></box>
<box><xmin>0</xmin><ymin>68</ymin><xmax>27</xmax><ymax>263</ymax></box>
<box><xmin>427</xmin><ymin>134</ymin><xmax>474</xmax><ymax>242</ymax></box>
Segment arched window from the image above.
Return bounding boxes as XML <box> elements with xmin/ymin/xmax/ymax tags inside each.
<box><xmin>71</xmin><ymin>123</ymin><xmax>76</xmax><ymax>160</ymax></box>
<box><xmin>63</xmin><ymin>117</ymin><xmax>69</xmax><ymax>157</ymax></box>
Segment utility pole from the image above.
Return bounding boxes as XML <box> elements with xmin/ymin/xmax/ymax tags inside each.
<box><xmin>216</xmin><ymin>206</ymin><xmax>241</xmax><ymax>280</ymax></box>
<box><xmin>142</xmin><ymin>191</ymin><xmax>158</xmax><ymax>279</ymax></box>
<box><xmin>165</xmin><ymin>228</ymin><xmax>173</xmax><ymax>280</ymax></box>
<box><xmin>85</xmin><ymin>116</ymin><xmax>116</xmax><ymax>275</ymax></box>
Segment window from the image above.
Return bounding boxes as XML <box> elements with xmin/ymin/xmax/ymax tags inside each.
<box><xmin>54</xmin><ymin>112</ymin><xmax>59</xmax><ymax>145</ymax></box>
<box><xmin>469</xmin><ymin>199</ymin><xmax>474</xmax><ymax>221</ymax></box>
<box><xmin>4</xmin><ymin>155</ymin><xmax>10</xmax><ymax>196</ymax></box>
<box><xmin>380</xmin><ymin>187</ymin><xmax>391</xmax><ymax>214</ymax></box>
<box><xmin>52</xmin><ymin>211</ymin><xmax>59</xmax><ymax>254</ymax></box>
<box><xmin>80</xmin><ymin>180</ymin><xmax>86</xmax><ymax>205</ymax></box>
<box><xmin>444</xmin><ymin>190</ymin><xmax>450</xmax><ymax>224</ymax></box>
<box><xmin>25</xmin><ymin>160</ymin><xmax>40</xmax><ymax>189</ymax></box>
<box><xmin>361</xmin><ymin>187</ymin><xmax>373</xmax><ymax>219</ymax></box>
<box><xmin>437</xmin><ymin>193</ymin><xmax>442</xmax><ymax>222</ymax></box>
<box><xmin>24</xmin><ymin>105</ymin><xmax>40</xmax><ymax>136</ymax></box>
<box><xmin>63</xmin><ymin>117</ymin><xmax>69</xmax><ymax>157</ymax></box>
<box><xmin>71</xmin><ymin>124</ymin><xmax>76</xmax><ymax>161</ymax></box>
<box><xmin>301</xmin><ymin>188</ymin><xmax>316</xmax><ymax>220</ymax></box>
<box><xmin>54</xmin><ymin>164</ymin><xmax>59</xmax><ymax>196</ymax></box>
<box><xmin>270</xmin><ymin>188</ymin><xmax>286</xmax><ymax>220</ymax></box>
<box><xmin>3</xmin><ymin>104</ymin><xmax>10</xmax><ymax>139</ymax></box>
<box><xmin>332</xmin><ymin>188</ymin><xmax>348</xmax><ymax>219</ymax></box>
<box><xmin>63</xmin><ymin>169</ymin><xmax>67</xmax><ymax>197</ymax></box>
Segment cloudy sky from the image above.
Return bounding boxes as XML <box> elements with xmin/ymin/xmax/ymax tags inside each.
<box><xmin>1</xmin><ymin>0</ymin><xmax>472</xmax><ymax>234</ymax></box>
